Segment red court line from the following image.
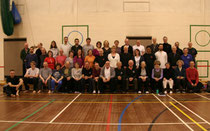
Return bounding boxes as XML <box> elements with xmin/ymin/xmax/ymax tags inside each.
<box><xmin>106</xmin><ymin>95</ymin><xmax>113</xmax><ymax>131</ymax></box>
<box><xmin>197</xmin><ymin>65</ymin><xmax>210</xmax><ymax>67</ymax></box>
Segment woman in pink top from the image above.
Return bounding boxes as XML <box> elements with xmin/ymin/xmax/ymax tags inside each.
<box><xmin>93</xmin><ymin>41</ymin><xmax>102</xmax><ymax>57</ymax></box>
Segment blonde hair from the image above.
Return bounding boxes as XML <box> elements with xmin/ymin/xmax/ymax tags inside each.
<box><xmin>103</xmin><ymin>40</ymin><xmax>109</xmax><ymax>48</ymax></box>
<box><xmin>176</xmin><ymin>60</ymin><xmax>184</xmax><ymax>65</ymax></box>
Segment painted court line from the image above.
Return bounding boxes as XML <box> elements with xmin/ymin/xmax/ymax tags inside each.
<box><xmin>152</xmin><ymin>94</ymin><xmax>194</xmax><ymax>131</ymax></box>
<box><xmin>5</xmin><ymin>99</ymin><xmax>55</xmax><ymax>131</ymax></box>
<box><xmin>1</xmin><ymin>120</ymin><xmax>206</xmax><ymax>126</ymax></box>
<box><xmin>168</xmin><ymin>94</ymin><xmax>210</xmax><ymax>125</ymax></box>
<box><xmin>49</xmin><ymin>93</ymin><xmax>81</xmax><ymax>123</ymax></box>
<box><xmin>170</xmin><ymin>102</ymin><xmax>207</xmax><ymax>131</ymax></box>
<box><xmin>106</xmin><ymin>95</ymin><xmax>113</xmax><ymax>131</ymax></box>
<box><xmin>195</xmin><ymin>93</ymin><xmax>210</xmax><ymax>101</ymax></box>
<box><xmin>118</xmin><ymin>95</ymin><xmax>143</xmax><ymax>131</ymax></box>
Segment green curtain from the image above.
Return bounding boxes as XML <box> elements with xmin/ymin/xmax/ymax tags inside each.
<box><xmin>1</xmin><ymin>0</ymin><xmax>14</xmax><ymax>36</ymax></box>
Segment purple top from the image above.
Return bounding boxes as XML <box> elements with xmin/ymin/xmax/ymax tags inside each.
<box><xmin>93</xmin><ymin>49</ymin><xmax>99</xmax><ymax>57</ymax></box>
<box><xmin>73</xmin><ymin>56</ymin><xmax>84</xmax><ymax>68</ymax></box>
<box><xmin>151</xmin><ymin>68</ymin><xmax>163</xmax><ymax>79</ymax></box>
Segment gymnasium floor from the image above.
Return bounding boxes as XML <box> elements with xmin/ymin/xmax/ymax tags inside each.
<box><xmin>0</xmin><ymin>92</ymin><xmax>210</xmax><ymax>131</ymax></box>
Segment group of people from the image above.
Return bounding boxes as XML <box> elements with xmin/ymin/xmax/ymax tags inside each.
<box><xmin>5</xmin><ymin>36</ymin><xmax>203</xmax><ymax>97</ymax></box>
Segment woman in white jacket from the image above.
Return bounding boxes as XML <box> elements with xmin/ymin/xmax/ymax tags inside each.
<box><xmin>108</xmin><ymin>46</ymin><xmax>120</xmax><ymax>68</ymax></box>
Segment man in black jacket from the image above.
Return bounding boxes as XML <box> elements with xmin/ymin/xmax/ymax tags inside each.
<box><xmin>120</xmin><ymin>46</ymin><xmax>133</xmax><ymax>69</ymax></box>
<box><xmin>71</xmin><ymin>38</ymin><xmax>83</xmax><ymax>56</ymax></box>
<box><xmin>126</xmin><ymin>60</ymin><xmax>137</xmax><ymax>91</ymax></box>
<box><xmin>162</xmin><ymin>36</ymin><xmax>172</xmax><ymax>55</ymax></box>
<box><xmin>168</xmin><ymin>46</ymin><xmax>181</xmax><ymax>69</ymax></box>
<box><xmin>94</xmin><ymin>49</ymin><xmax>107</xmax><ymax>67</ymax></box>
<box><xmin>121</xmin><ymin>38</ymin><xmax>133</xmax><ymax>55</ymax></box>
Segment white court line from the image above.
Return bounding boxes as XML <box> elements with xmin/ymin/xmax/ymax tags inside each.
<box><xmin>0</xmin><ymin>120</ymin><xmax>206</xmax><ymax>126</ymax></box>
<box><xmin>167</xmin><ymin>94</ymin><xmax>210</xmax><ymax>125</ymax></box>
<box><xmin>49</xmin><ymin>93</ymin><xmax>81</xmax><ymax>123</ymax></box>
<box><xmin>195</xmin><ymin>93</ymin><xmax>210</xmax><ymax>101</ymax></box>
<box><xmin>152</xmin><ymin>94</ymin><xmax>194</xmax><ymax>131</ymax></box>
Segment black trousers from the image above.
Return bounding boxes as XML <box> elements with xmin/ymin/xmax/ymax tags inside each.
<box><xmin>126</xmin><ymin>78</ymin><xmax>138</xmax><ymax>91</ymax></box>
<box><xmin>5</xmin><ymin>85</ymin><xmax>22</xmax><ymax>96</ymax></box>
<box><xmin>61</xmin><ymin>77</ymin><xmax>74</xmax><ymax>93</ymax></box>
<box><xmin>115</xmin><ymin>77</ymin><xmax>126</xmax><ymax>92</ymax></box>
<box><xmin>38</xmin><ymin>78</ymin><xmax>51</xmax><ymax>91</ymax></box>
<box><xmin>138</xmin><ymin>78</ymin><xmax>150</xmax><ymax>92</ymax></box>
<box><xmin>151</xmin><ymin>79</ymin><xmax>163</xmax><ymax>93</ymax></box>
<box><xmin>187</xmin><ymin>80</ymin><xmax>203</xmax><ymax>93</ymax></box>
<box><xmin>98</xmin><ymin>78</ymin><xmax>115</xmax><ymax>93</ymax></box>
<box><xmin>81</xmin><ymin>78</ymin><xmax>94</xmax><ymax>93</ymax></box>
<box><xmin>23</xmin><ymin>77</ymin><xmax>38</xmax><ymax>91</ymax></box>
<box><xmin>175</xmin><ymin>78</ymin><xmax>186</xmax><ymax>92</ymax></box>
<box><xmin>93</xmin><ymin>79</ymin><xmax>99</xmax><ymax>92</ymax></box>
<box><xmin>72</xmin><ymin>79</ymin><xmax>82</xmax><ymax>92</ymax></box>
<box><xmin>22</xmin><ymin>63</ymin><xmax>26</xmax><ymax>76</ymax></box>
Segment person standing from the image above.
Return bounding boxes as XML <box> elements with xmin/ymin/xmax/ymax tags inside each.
<box><xmin>181</xmin><ymin>48</ymin><xmax>193</xmax><ymax>69</ymax></box>
<box><xmin>35</xmin><ymin>43</ymin><xmax>43</xmax><ymax>68</ymax></box>
<box><xmin>143</xmin><ymin>46</ymin><xmax>156</xmax><ymax>76</ymax></box>
<box><xmin>56</xmin><ymin>49</ymin><xmax>67</xmax><ymax>68</ymax></box>
<box><xmin>188</xmin><ymin>42</ymin><xmax>197</xmax><ymax>62</ymax></box>
<box><xmin>71</xmin><ymin>38</ymin><xmax>82</xmax><ymax>57</ymax></box>
<box><xmin>155</xmin><ymin>44</ymin><xmax>168</xmax><ymax>69</ymax></box>
<box><xmin>40</xmin><ymin>48</ymin><xmax>47</xmax><ymax>68</ymax></box>
<box><xmin>50</xmin><ymin>41</ymin><xmax>59</xmax><ymax>58</ymax></box>
<box><xmin>83</xmin><ymin>37</ymin><xmax>94</xmax><ymax>57</ymax></box>
<box><xmin>61</xmin><ymin>36</ymin><xmax>72</xmax><ymax>57</ymax></box>
<box><xmin>20</xmin><ymin>43</ymin><xmax>29</xmax><ymax>76</ymax></box>
<box><xmin>102</xmin><ymin>40</ymin><xmax>111</xmax><ymax>59</ymax></box>
<box><xmin>168</xmin><ymin>46</ymin><xmax>181</xmax><ymax>69</ymax></box>
<box><xmin>133</xmin><ymin>40</ymin><xmax>145</xmax><ymax>56</ymax></box>
<box><xmin>94</xmin><ymin>49</ymin><xmax>107</xmax><ymax>67</ymax></box>
<box><xmin>150</xmin><ymin>38</ymin><xmax>159</xmax><ymax>54</ymax></box>
<box><xmin>114</xmin><ymin>40</ymin><xmax>121</xmax><ymax>54</ymax></box>
<box><xmin>93</xmin><ymin>41</ymin><xmax>102</xmax><ymax>57</ymax></box>
<box><xmin>25</xmin><ymin>47</ymin><xmax>38</xmax><ymax>69</ymax></box>
<box><xmin>108</xmin><ymin>46</ymin><xmax>120</xmax><ymax>68</ymax></box>
<box><xmin>121</xmin><ymin>38</ymin><xmax>133</xmax><ymax>55</ymax></box>
<box><xmin>162</xmin><ymin>36</ymin><xmax>172</xmax><ymax>55</ymax></box>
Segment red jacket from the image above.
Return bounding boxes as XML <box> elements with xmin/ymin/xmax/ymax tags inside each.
<box><xmin>44</xmin><ymin>57</ymin><xmax>55</xmax><ymax>70</ymax></box>
<box><xmin>186</xmin><ymin>67</ymin><xmax>199</xmax><ymax>84</ymax></box>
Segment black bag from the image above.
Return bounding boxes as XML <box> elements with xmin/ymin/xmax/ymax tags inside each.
<box><xmin>206</xmin><ymin>81</ymin><xmax>210</xmax><ymax>92</ymax></box>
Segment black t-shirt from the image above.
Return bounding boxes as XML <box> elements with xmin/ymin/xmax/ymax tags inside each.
<box><xmin>82</xmin><ymin>68</ymin><xmax>92</xmax><ymax>76</ymax></box>
<box><xmin>7</xmin><ymin>76</ymin><xmax>20</xmax><ymax>85</ymax></box>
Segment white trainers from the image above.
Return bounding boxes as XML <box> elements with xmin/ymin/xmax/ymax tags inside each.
<box><xmin>146</xmin><ymin>91</ymin><xmax>149</xmax><ymax>94</ymax></box>
<box><xmin>93</xmin><ymin>90</ymin><xmax>96</xmax><ymax>94</ymax></box>
<box><xmin>98</xmin><ymin>90</ymin><xmax>100</xmax><ymax>94</ymax></box>
<box><xmin>170</xmin><ymin>91</ymin><xmax>173</xmax><ymax>94</ymax></box>
<box><xmin>164</xmin><ymin>91</ymin><xmax>167</xmax><ymax>94</ymax></box>
<box><xmin>138</xmin><ymin>91</ymin><xmax>141</xmax><ymax>94</ymax></box>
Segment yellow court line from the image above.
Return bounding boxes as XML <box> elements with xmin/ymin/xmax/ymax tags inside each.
<box><xmin>170</xmin><ymin>102</ymin><xmax>207</xmax><ymax>131</ymax></box>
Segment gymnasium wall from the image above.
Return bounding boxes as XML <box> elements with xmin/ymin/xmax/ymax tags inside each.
<box><xmin>0</xmin><ymin>0</ymin><xmax>210</xmax><ymax>80</ymax></box>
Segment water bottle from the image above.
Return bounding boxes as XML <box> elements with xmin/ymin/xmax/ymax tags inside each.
<box><xmin>156</xmin><ymin>89</ymin><xmax>159</xmax><ymax>94</ymax></box>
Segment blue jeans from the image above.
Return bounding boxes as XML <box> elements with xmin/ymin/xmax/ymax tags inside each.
<box><xmin>51</xmin><ymin>80</ymin><xmax>62</xmax><ymax>91</ymax></box>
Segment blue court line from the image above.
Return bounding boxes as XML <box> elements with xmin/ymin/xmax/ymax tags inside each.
<box><xmin>118</xmin><ymin>95</ymin><xmax>143</xmax><ymax>131</ymax></box>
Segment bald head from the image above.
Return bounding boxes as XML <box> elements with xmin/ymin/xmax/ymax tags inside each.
<box><xmin>124</xmin><ymin>38</ymin><xmax>129</xmax><ymax>45</ymax></box>
<box><xmin>24</xmin><ymin>43</ymin><xmax>29</xmax><ymax>49</ymax></box>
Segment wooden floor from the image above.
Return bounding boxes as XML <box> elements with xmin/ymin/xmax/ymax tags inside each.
<box><xmin>0</xmin><ymin>91</ymin><xmax>210</xmax><ymax>131</ymax></box>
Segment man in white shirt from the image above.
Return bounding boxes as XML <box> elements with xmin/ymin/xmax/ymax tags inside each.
<box><xmin>155</xmin><ymin>44</ymin><xmax>168</xmax><ymax>69</ymax></box>
<box><xmin>99</xmin><ymin>61</ymin><xmax>116</xmax><ymax>93</ymax></box>
<box><xmin>61</xmin><ymin>36</ymin><xmax>72</xmax><ymax>57</ymax></box>
<box><xmin>23</xmin><ymin>61</ymin><xmax>39</xmax><ymax>93</ymax></box>
<box><xmin>133</xmin><ymin>40</ymin><xmax>145</xmax><ymax>56</ymax></box>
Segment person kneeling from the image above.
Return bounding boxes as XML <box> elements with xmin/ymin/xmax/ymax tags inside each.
<box><xmin>51</xmin><ymin>64</ymin><xmax>63</xmax><ymax>93</ymax></box>
<box><xmin>163</xmin><ymin>63</ymin><xmax>174</xmax><ymax>94</ymax></box>
<box><xmin>99</xmin><ymin>61</ymin><xmax>116</xmax><ymax>93</ymax></box>
<box><xmin>6</xmin><ymin>70</ymin><xmax>23</xmax><ymax>97</ymax></box>
<box><xmin>186</xmin><ymin>61</ymin><xmax>203</xmax><ymax>93</ymax></box>
<box><xmin>137</xmin><ymin>61</ymin><xmax>150</xmax><ymax>94</ymax></box>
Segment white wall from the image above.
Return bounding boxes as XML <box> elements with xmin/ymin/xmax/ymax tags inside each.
<box><xmin>0</xmin><ymin>0</ymin><xmax>210</xmax><ymax>80</ymax></box>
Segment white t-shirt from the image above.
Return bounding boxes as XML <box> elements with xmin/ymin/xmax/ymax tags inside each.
<box><xmin>61</xmin><ymin>44</ymin><xmax>72</xmax><ymax>57</ymax></box>
<box><xmin>108</xmin><ymin>53</ymin><xmax>120</xmax><ymax>68</ymax></box>
<box><xmin>25</xmin><ymin>68</ymin><xmax>39</xmax><ymax>78</ymax></box>
<box><xmin>133</xmin><ymin>45</ymin><xmax>145</xmax><ymax>55</ymax></box>
<box><xmin>104</xmin><ymin>67</ymin><xmax>111</xmax><ymax>79</ymax></box>
<box><xmin>155</xmin><ymin>51</ymin><xmax>168</xmax><ymax>69</ymax></box>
